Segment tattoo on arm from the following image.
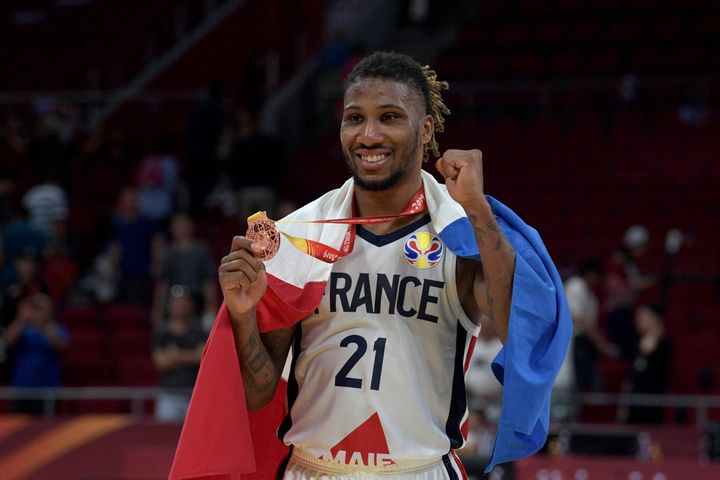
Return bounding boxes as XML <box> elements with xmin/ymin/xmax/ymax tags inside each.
<box><xmin>468</xmin><ymin>214</ymin><xmax>487</xmax><ymax>247</ymax></box>
<box><xmin>241</xmin><ymin>330</ymin><xmax>275</xmax><ymax>394</ymax></box>
<box><xmin>467</xmin><ymin>211</ymin><xmax>516</xmax><ymax>340</ymax></box>
<box><xmin>486</xmin><ymin>220</ymin><xmax>507</xmax><ymax>252</ymax></box>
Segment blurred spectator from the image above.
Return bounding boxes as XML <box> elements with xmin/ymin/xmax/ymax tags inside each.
<box><xmin>465</xmin><ymin>314</ymin><xmax>503</xmax><ymax>423</ymax></box>
<box><xmin>620</xmin><ymin>304</ymin><xmax>672</xmax><ymax>424</ymax></box>
<box><xmin>21</xmin><ymin>174</ymin><xmax>68</xmax><ymax>241</ymax></box>
<box><xmin>3</xmin><ymin>293</ymin><xmax>69</xmax><ymax>414</ymax></box>
<box><xmin>110</xmin><ymin>187</ymin><xmax>162</xmax><ymax>304</ymax></box>
<box><xmin>0</xmin><ymin>168</ymin><xmax>18</xmax><ymax>226</ymax></box>
<box><xmin>562</xmin><ymin>258</ymin><xmax>618</xmax><ymax>392</ymax></box>
<box><xmin>1</xmin><ymin>248</ymin><xmax>49</xmax><ymax>330</ymax></box>
<box><xmin>42</xmin><ymin>218</ymin><xmax>80</xmax><ymax>304</ymax></box>
<box><xmin>1</xmin><ymin>204</ymin><xmax>47</xmax><ymax>286</ymax></box>
<box><xmin>150</xmin><ymin>213</ymin><xmax>217</xmax><ymax>330</ymax></box>
<box><xmin>463</xmin><ymin>315</ymin><xmax>513</xmax><ymax>478</ymax></box>
<box><xmin>78</xmin><ymin>244</ymin><xmax>121</xmax><ymax>304</ymax></box>
<box><xmin>221</xmin><ymin>106</ymin><xmax>287</xmax><ymax>219</ymax></box>
<box><xmin>134</xmin><ymin>138</ymin><xmax>180</xmax><ymax>223</ymax></box>
<box><xmin>7</xmin><ymin>100</ymin><xmax>78</xmax><ymax>185</ymax></box>
<box><xmin>605</xmin><ymin>225</ymin><xmax>657</xmax><ymax>359</ymax></box>
<box><xmin>398</xmin><ymin>0</ymin><xmax>442</xmax><ymax>33</ymax></box>
<box><xmin>186</xmin><ymin>82</ymin><xmax>227</xmax><ymax>215</ymax></box>
<box><xmin>81</xmin><ymin>126</ymin><xmax>135</xmax><ymax>187</ymax></box>
<box><xmin>242</xmin><ymin>51</ymin><xmax>274</xmax><ymax>103</ymax></box>
<box><xmin>152</xmin><ymin>285</ymin><xmax>206</xmax><ymax>422</ymax></box>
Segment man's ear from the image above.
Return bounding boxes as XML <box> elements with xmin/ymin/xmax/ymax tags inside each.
<box><xmin>421</xmin><ymin>114</ymin><xmax>434</xmax><ymax>145</ymax></box>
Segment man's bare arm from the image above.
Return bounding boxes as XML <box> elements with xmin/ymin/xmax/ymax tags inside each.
<box><xmin>466</xmin><ymin>204</ymin><xmax>515</xmax><ymax>343</ymax></box>
<box><xmin>219</xmin><ymin>235</ymin><xmax>295</xmax><ymax>410</ymax></box>
<box><xmin>228</xmin><ymin>308</ymin><xmax>294</xmax><ymax>410</ymax></box>
<box><xmin>436</xmin><ymin>149</ymin><xmax>515</xmax><ymax>343</ymax></box>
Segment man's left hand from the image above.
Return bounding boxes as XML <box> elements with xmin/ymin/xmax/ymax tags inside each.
<box><xmin>435</xmin><ymin>149</ymin><xmax>486</xmax><ymax>207</ymax></box>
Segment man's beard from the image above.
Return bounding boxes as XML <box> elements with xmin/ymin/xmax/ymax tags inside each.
<box><xmin>344</xmin><ymin>133</ymin><xmax>420</xmax><ymax>192</ymax></box>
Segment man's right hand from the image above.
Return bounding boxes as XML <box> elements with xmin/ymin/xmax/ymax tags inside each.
<box><xmin>218</xmin><ymin>236</ymin><xmax>267</xmax><ymax>318</ymax></box>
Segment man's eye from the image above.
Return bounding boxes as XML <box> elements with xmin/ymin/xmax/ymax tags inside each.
<box><xmin>382</xmin><ymin>113</ymin><xmax>399</xmax><ymax>121</ymax></box>
<box><xmin>345</xmin><ymin>114</ymin><xmax>362</xmax><ymax>122</ymax></box>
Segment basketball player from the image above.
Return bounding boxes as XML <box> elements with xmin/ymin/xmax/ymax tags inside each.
<box><xmin>218</xmin><ymin>52</ymin><xmax>560</xmax><ymax>479</ymax></box>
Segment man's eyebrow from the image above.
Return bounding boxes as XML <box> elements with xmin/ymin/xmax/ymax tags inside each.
<box><xmin>379</xmin><ymin>103</ymin><xmax>406</xmax><ymax>110</ymax></box>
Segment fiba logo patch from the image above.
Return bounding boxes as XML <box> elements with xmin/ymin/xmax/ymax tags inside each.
<box><xmin>404</xmin><ymin>232</ymin><xmax>443</xmax><ymax>269</ymax></box>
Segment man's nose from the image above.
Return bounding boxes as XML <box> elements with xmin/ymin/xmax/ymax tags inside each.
<box><xmin>358</xmin><ymin>120</ymin><xmax>383</xmax><ymax>145</ymax></box>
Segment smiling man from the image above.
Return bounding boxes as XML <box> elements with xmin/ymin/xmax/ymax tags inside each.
<box><xmin>207</xmin><ymin>52</ymin><xmax>571</xmax><ymax>480</ymax></box>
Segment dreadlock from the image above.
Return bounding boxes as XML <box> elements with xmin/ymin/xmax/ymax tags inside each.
<box><xmin>344</xmin><ymin>52</ymin><xmax>450</xmax><ymax>161</ymax></box>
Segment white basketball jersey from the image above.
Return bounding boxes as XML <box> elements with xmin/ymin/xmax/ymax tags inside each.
<box><xmin>279</xmin><ymin>214</ymin><xmax>480</xmax><ymax>467</ymax></box>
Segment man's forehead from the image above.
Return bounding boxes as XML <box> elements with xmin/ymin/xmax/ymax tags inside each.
<box><xmin>344</xmin><ymin>77</ymin><xmax>422</xmax><ymax>110</ymax></box>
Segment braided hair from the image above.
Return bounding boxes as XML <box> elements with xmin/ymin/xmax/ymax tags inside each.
<box><xmin>344</xmin><ymin>52</ymin><xmax>450</xmax><ymax>161</ymax></box>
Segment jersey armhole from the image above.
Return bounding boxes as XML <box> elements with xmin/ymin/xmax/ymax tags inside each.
<box><xmin>443</xmin><ymin>252</ymin><xmax>480</xmax><ymax>336</ymax></box>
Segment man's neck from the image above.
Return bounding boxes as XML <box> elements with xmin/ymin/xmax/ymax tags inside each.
<box><xmin>175</xmin><ymin>238</ymin><xmax>193</xmax><ymax>250</ymax></box>
<box><xmin>353</xmin><ymin>175</ymin><xmax>424</xmax><ymax>234</ymax></box>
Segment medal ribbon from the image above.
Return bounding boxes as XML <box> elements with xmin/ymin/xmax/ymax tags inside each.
<box><xmin>270</xmin><ymin>186</ymin><xmax>427</xmax><ymax>263</ymax></box>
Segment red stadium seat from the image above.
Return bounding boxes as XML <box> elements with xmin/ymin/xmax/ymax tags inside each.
<box><xmin>109</xmin><ymin>330</ymin><xmax>153</xmax><ymax>356</ymax></box>
<box><xmin>104</xmin><ymin>304</ymin><xmax>151</xmax><ymax>330</ymax></box>
<box><xmin>57</xmin><ymin>306</ymin><xmax>101</xmax><ymax>328</ymax></box>
<box><xmin>117</xmin><ymin>355</ymin><xmax>159</xmax><ymax>387</ymax></box>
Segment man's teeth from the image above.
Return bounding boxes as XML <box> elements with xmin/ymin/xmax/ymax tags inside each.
<box><xmin>361</xmin><ymin>154</ymin><xmax>388</xmax><ymax>163</ymax></box>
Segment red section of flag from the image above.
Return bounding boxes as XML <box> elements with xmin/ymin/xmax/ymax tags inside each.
<box><xmin>170</xmin><ymin>273</ymin><xmax>323</xmax><ymax>479</ymax></box>
<box><xmin>169</xmin><ymin>304</ymin><xmax>255</xmax><ymax>480</ymax></box>
<box><xmin>258</xmin><ymin>276</ymin><xmax>326</xmax><ymax>332</ymax></box>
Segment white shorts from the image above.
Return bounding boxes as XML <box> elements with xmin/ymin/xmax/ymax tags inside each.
<box><xmin>280</xmin><ymin>448</ymin><xmax>468</xmax><ymax>480</ymax></box>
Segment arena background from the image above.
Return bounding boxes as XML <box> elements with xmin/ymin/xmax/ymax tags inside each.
<box><xmin>0</xmin><ymin>0</ymin><xmax>718</xmax><ymax>479</ymax></box>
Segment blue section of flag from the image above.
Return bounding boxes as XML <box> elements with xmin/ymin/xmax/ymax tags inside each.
<box><xmin>437</xmin><ymin>217</ymin><xmax>480</xmax><ymax>260</ymax></box>
<box><xmin>436</xmin><ymin>195</ymin><xmax>572</xmax><ymax>473</ymax></box>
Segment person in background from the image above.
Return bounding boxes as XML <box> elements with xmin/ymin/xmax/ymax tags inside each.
<box><xmin>0</xmin><ymin>168</ymin><xmax>17</xmax><ymax>226</ymax></box>
<box><xmin>186</xmin><ymin>82</ymin><xmax>227</xmax><ymax>215</ymax></box>
<box><xmin>463</xmin><ymin>315</ymin><xmax>510</xmax><ymax>478</ymax></box>
<box><xmin>221</xmin><ymin>105</ymin><xmax>287</xmax><ymax>220</ymax></box>
<box><xmin>1</xmin><ymin>248</ymin><xmax>48</xmax><ymax>330</ymax></box>
<box><xmin>150</xmin><ymin>213</ymin><xmax>217</xmax><ymax>331</ymax></box>
<box><xmin>152</xmin><ymin>285</ymin><xmax>206</xmax><ymax>423</ymax></box>
<box><xmin>110</xmin><ymin>187</ymin><xmax>162</xmax><ymax>304</ymax></box>
<box><xmin>21</xmin><ymin>173</ymin><xmax>69</xmax><ymax>241</ymax></box>
<box><xmin>3</xmin><ymin>293</ymin><xmax>69</xmax><ymax>414</ymax></box>
<box><xmin>135</xmin><ymin>138</ymin><xmax>180</xmax><ymax>224</ymax></box>
<box><xmin>620</xmin><ymin>304</ymin><xmax>672</xmax><ymax>424</ymax></box>
<box><xmin>466</xmin><ymin>314</ymin><xmax>503</xmax><ymax>423</ymax></box>
<box><xmin>0</xmin><ymin>205</ymin><xmax>47</xmax><ymax>287</ymax></box>
<box><xmin>563</xmin><ymin>258</ymin><xmax>618</xmax><ymax>393</ymax></box>
<box><xmin>605</xmin><ymin>225</ymin><xmax>657</xmax><ymax>359</ymax></box>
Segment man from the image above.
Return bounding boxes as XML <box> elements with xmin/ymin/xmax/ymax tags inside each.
<box><xmin>621</xmin><ymin>304</ymin><xmax>672</xmax><ymax>424</ymax></box>
<box><xmin>3</xmin><ymin>293</ymin><xmax>69</xmax><ymax>414</ymax></box>
<box><xmin>561</xmin><ymin>258</ymin><xmax>617</xmax><ymax>392</ymax></box>
<box><xmin>605</xmin><ymin>224</ymin><xmax>657</xmax><ymax>358</ymax></box>
<box><xmin>152</xmin><ymin>285</ymin><xmax>206</xmax><ymax>422</ymax></box>
<box><xmin>150</xmin><ymin>213</ymin><xmax>217</xmax><ymax>331</ymax></box>
<box><xmin>172</xmin><ymin>52</ymin><xmax>570</xmax><ymax>480</ymax></box>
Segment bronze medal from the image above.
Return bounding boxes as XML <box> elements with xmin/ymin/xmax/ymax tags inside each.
<box><xmin>246</xmin><ymin>212</ymin><xmax>280</xmax><ymax>261</ymax></box>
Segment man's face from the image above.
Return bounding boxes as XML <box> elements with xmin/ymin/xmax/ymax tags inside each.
<box><xmin>340</xmin><ymin>78</ymin><xmax>433</xmax><ymax>191</ymax></box>
<box><xmin>171</xmin><ymin>214</ymin><xmax>194</xmax><ymax>240</ymax></box>
<box><xmin>169</xmin><ymin>295</ymin><xmax>195</xmax><ymax>319</ymax></box>
<box><xmin>30</xmin><ymin>294</ymin><xmax>53</xmax><ymax>326</ymax></box>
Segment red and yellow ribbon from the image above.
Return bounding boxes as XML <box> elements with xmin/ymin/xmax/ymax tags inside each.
<box><xmin>252</xmin><ymin>186</ymin><xmax>428</xmax><ymax>264</ymax></box>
